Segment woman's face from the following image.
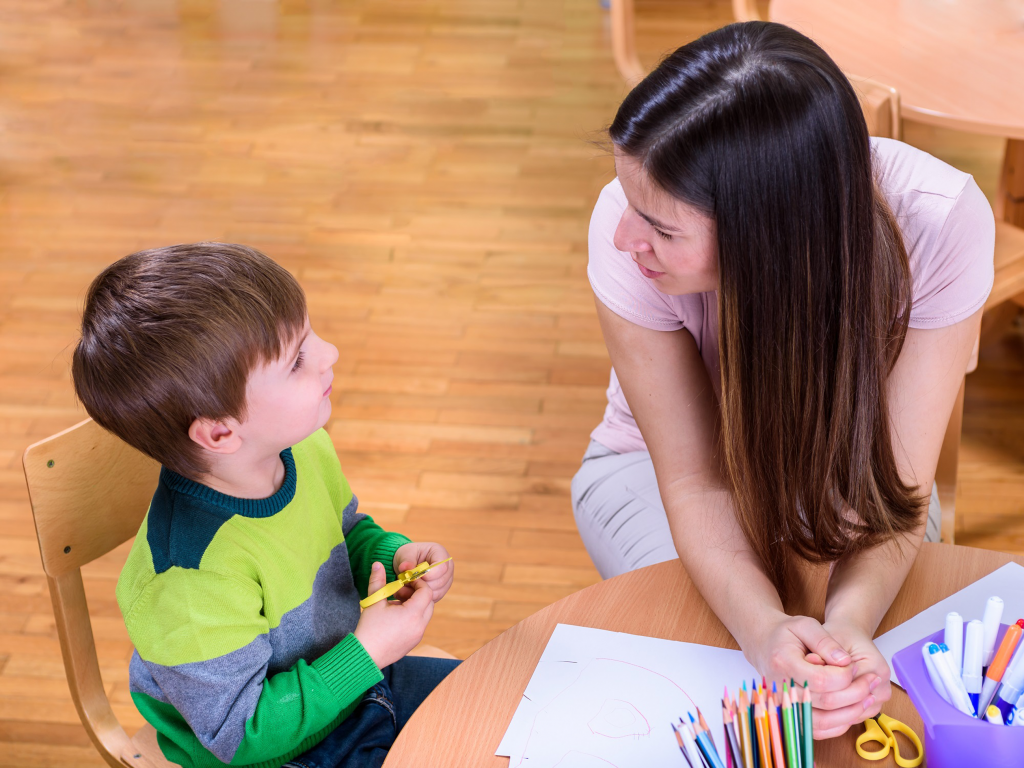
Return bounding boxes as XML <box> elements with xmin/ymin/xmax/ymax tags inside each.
<box><xmin>613</xmin><ymin>149</ymin><xmax>719</xmax><ymax>295</ymax></box>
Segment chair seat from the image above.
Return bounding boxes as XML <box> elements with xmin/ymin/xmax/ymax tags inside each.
<box><xmin>988</xmin><ymin>220</ymin><xmax>1024</xmax><ymax>308</ymax></box>
<box><xmin>119</xmin><ymin>724</ymin><xmax>179</xmax><ymax>768</ymax></box>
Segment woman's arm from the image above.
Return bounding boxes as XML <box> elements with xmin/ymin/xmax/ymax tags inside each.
<box><xmin>815</xmin><ymin>308</ymin><xmax>983</xmax><ymax>734</ymax></box>
<box><xmin>595</xmin><ymin>301</ymin><xmax>863</xmax><ymax>716</ymax></box>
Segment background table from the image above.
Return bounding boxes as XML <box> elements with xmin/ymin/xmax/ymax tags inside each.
<box><xmin>770</xmin><ymin>0</ymin><xmax>1024</xmax><ymax>226</ymax></box>
<box><xmin>384</xmin><ymin>543</ymin><xmax>1024</xmax><ymax>766</ymax></box>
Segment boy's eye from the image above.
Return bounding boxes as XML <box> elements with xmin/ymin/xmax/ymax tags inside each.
<box><xmin>654</xmin><ymin>228</ymin><xmax>672</xmax><ymax>241</ymax></box>
<box><xmin>291</xmin><ymin>352</ymin><xmax>304</xmax><ymax>372</ymax></box>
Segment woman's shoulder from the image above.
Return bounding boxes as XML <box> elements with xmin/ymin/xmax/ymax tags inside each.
<box><xmin>872</xmin><ymin>137</ymin><xmax>995</xmax><ymax>329</ymax></box>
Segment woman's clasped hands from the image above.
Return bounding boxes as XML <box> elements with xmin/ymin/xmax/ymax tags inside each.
<box><xmin>752</xmin><ymin>613</ymin><xmax>891</xmax><ymax>739</ymax></box>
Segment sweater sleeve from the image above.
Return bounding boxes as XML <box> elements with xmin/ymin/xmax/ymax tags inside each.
<box><xmin>344</xmin><ymin>516</ymin><xmax>412</xmax><ymax>596</ymax></box>
<box><xmin>125</xmin><ymin>570</ymin><xmax>382</xmax><ymax>766</ymax></box>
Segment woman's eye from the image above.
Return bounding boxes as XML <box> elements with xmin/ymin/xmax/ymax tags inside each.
<box><xmin>292</xmin><ymin>352</ymin><xmax>304</xmax><ymax>372</ymax></box>
<box><xmin>654</xmin><ymin>228</ymin><xmax>672</xmax><ymax>240</ymax></box>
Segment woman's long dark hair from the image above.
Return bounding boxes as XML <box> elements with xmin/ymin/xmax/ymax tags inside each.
<box><xmin>609</xmin><ymin>21</ymin><xmax>923</xmax><ymax>596</ymax></box>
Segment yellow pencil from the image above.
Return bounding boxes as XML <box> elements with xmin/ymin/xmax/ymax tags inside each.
<box><xmin>737</xmin><ymin>688</ymin><xmax>754</xmax><ymax>768</ymax></box>
<box><xmin>754</xmin><ymin>692</ymin><xmax>774</xmax><ymax>768</ymax></box>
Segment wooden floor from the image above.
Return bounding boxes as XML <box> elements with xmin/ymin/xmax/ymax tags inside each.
<box><xmin>0</xmin><ymin>1</ymin><xmax>1020</xmax><ymax>765</ymax></box>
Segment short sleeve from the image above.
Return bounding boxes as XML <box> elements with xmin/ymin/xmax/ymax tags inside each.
<box><xmin>587</xmin><ymin>178</ymin><xmax>688</xmax><ymax>331</ymax></box>
<box><xmin>907</xmin><ymin>176</ymin><xmax>995</xmax><ymax>329</ymax></box>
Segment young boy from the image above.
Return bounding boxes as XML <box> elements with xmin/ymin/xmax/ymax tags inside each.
<box><xmin>71</xmin><ymin>243</ymin><xmax>457</xmax><ymax>768</ymax></box>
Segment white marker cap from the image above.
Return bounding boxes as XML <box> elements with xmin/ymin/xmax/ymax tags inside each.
<box><xmin>945</xmin><ymin>611</ymin><xmax>964</xmax><ymax>675</ymax></box>
<box><xmin>982</xmin><ymin>596</ymin><xmax>1004</xmax><ymax>667</ymax></box>
<box><xmin>963</xmin><ymin>620</ymin><xmax>984</xmax><ymax>697</ymax></box>
<box><xmin>998</xmin><ymin>642</ymin><xmax>1024</xmax><ymax>707</ymax></box>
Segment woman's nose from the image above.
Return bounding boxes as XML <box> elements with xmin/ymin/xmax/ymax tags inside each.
<box><xmin>613</xmin><ymin>209</ymin><xmax>652</xmax><ymax>254</ymax></box>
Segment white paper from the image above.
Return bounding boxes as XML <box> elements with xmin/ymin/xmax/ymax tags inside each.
<box><xmin>875</xmin><ymin>561</ymin><xmax>1024</xmax><ymax>685</ymax></box>
<box><xmin>496</xmin><ymin>624</ymin><xmax>759</xmax><ymax>767</ymax></box>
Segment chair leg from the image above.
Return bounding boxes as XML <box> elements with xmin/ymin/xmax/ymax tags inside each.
<box><xmin>935</xmin><ymin>377</ymin><xmax>966</xmax><ymax>544</ymax></box>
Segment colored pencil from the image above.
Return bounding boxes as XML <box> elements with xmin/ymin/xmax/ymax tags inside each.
<box><xmin>680</xmin><ymin>719</ymin><xmax>707</xmax><ymax>768</ymax></box>
<box><xmin>691</xmin><ymin>711</ymin><xmax>726</xmax><ymax>768</ymax></box>
<box><xmin>766</xmin><ymin>690</ymin><xmax>785</xmax><ymax>768</ymax></box>
<box><xmin>737</xmin><ymin>687</ymin><xmax>754</xmax><ymax>768</ymax></box>
<box><xmin>674</xmin><ymin>722</ymin><xmax>694</xmax><ymax>768</ymax></box>
<box><xmin>801</xmin><ymin>683</ymin><xmax>814</xmax><ymax>768</ymax></box>
<box><xmin>754</xmin><ymin>695</ymin><xmax>774</xmax><ymax>768</ymax></box>
<box><xmin>698</xmin><ymin>707</ymin><xmax>718</xmax><ymax>752</ymax></box>
<box><xmin>785</xmin><ymin>683</ymin><xmax>801</xmax><ymax>768</ymax></box>
<box><xmin>723</xmin><ymin>699</ymin><xmax>743</xmax><ymax>768</ymax></box>
<box><xmin>781</xmin><ymin>687</ymin><xmax>799</xmax><ymax>768</ymax></box>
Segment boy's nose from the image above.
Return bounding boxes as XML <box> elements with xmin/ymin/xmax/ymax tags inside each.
<box><xmin>323</xmin><ymin>341</ymin><xmax>340</xmax><ymax>370</ymax></box>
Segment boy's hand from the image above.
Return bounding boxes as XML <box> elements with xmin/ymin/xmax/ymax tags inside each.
<box><xmin>353</xmin><ymin>562</ymin><xmax>433</xmax><ymax>669</ymax></box>
<box><xmin>393</xmin><ymin>542</ymin><xmax>454</xmax><ymax>602</ymax></box>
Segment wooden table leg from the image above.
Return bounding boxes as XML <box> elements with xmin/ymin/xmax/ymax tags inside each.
<box><xmin>998</xmin><ymin>138</ymin><xmax>1024</xmax><ymax>226</ymax></box>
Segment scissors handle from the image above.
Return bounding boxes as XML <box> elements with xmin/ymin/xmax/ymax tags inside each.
<box><xmin>360</xmin><ymin>557</ymin><xmax>454</xmax><ymax>609</ymax></box>
<box><xmin>856</xmin><ymin>718</ymin><xmax>891</xmax><ymax>762</ymax></box>
<box><xmin>877</xmin><ymin>714</ymin><xmax>923</xmax><ymax>768</ymax></box>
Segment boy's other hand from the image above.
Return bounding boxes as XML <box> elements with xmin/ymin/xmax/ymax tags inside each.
<box><xmin>353</xmin><ymin>562</ymin><xmax>434</xmax><ymax>669</ymax></box>
<box><xmin>393</xmin><ymin>542</ymin><xmax>454</xmax><ymax>603</ymax></box>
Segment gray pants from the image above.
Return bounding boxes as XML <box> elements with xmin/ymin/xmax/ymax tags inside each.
<box><xmin>571</xmin><ymin>440</ymin><xmax>942</xmax><ymax>580</ymax></box>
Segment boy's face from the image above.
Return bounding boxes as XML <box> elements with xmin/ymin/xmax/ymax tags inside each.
<box><xmin>238</xmin><ymin>317</ymin><xmax>339</xmax><ymax>453</ymax></box>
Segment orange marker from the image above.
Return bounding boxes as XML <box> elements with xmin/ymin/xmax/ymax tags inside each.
<box><xmin>978</xmin><ymin>619</ymin><xmax>1024</xmax><ymax>712</ymax></box>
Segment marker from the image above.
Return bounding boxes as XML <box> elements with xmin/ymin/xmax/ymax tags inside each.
<box><xmin>945</xmin><ymin>611</ymin><xmax>964</xmax><ymax>674</ymax></box>
<box><xmin>963</xmin><ymin>619</ymin><xmax>984</xmax><ymax>713</ymax></box>
<box><xmin>938</xmin><ymin>644</ymin><xmax>974</xmax><ymax>712</ymax></box>
<box><xmin>690</xmin><ymin>712</ymin><xmax>726</xmax><ymax>768</ymax></box>
<box><xmin>986</xmin><ymin>704</ymin><xmax>1004</xmax><ymax>725</ymax></box>
<box><xmin>979</xmin><ymin>620</ymin><xmax>1024</xmax><ymax>713</ymax></box>
<box><xmin>994</xmin><ymin>624</ymin><xmax>1024</xmax><ymax>720</ymax></box>
<box><xmin>929</xmin><ymin>644</ymin><xmax>975</xmax><ymax>716</ymax></box>
<box><xmin>922</xmin><ymin>643</ymin><xmax>952</xmax><ymax>704</ymax></box>
<box><xmin>982</xmin><ymin>596</ymin><xmax>1005</xmax><ymax>667</ymax></box>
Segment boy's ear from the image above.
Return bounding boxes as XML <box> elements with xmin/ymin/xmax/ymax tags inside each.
<box><xmin>188</xmin><ymin>417</ymin><xmax>243</xmax><ymax>455</ymax></box>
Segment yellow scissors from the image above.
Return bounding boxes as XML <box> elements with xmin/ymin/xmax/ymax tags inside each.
<box><xmin>359</xmin><ymin>557</ymin><xmax>453</xmax><ymax>609</ymax></box>
<box><xmin>855</xmin><ymin>713</ymin><xmax>923</xmax><ymax>767</ymax></box>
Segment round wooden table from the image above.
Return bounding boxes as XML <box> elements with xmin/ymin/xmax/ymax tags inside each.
<box><xmin>384</xmin><ymin>543</ymin><xmax>1024</xmax><ymax>766</ymax></box>
<box><xmin>769</xmin><ymin>0</ymin><xmax>1024</xmax><ymax>225</ymax></box>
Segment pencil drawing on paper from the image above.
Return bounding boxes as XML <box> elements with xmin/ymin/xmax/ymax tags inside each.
<box><xmin>512</xmin><ymin>657</ymin><xmax>697</xmax><ymax>768</ymax></box>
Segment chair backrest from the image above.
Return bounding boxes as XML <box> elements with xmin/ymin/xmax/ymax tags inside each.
<box><xmin>848</xmin><ymin>74</ymin><xmax>902</xmax><ymax>140</ymax></box>
<box><xmin>23</xmin><ymin>418</ymin><xmax>161</xmax><ymax>768</ymax></box>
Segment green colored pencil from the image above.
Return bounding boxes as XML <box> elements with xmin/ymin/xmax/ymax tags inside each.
<box><xmin>781</xmin><ymin>685</ymin><xmax>799</xmax><ymax>768</ymax></box>
<box><xmin>801</xmin><ymin>682</ymin><xmax>814</xmax><ymax>768</ymax></box>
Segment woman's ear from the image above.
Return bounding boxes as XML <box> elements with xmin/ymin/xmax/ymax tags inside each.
<box><xmin>188</xmin><ymin>417</ymin><xmax>243</xmax><ymax>455</ymax></box>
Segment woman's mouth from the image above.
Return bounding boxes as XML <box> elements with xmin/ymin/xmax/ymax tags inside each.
<box><xmin>634</xmin><ymin>259</ymin><xmax>665</xmax><ymax>279</ymax></box>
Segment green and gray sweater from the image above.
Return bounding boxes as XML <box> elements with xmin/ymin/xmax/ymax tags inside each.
<box><xmin>116</xmin><ymin>429</ymin><xmax>411</xmax><ymax>768</ymax></box>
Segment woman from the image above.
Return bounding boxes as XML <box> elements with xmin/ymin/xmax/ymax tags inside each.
<box><xmin>572</xmin><ymin>22</ymin><xmax>993</xmax><ymax>738</ymax></box>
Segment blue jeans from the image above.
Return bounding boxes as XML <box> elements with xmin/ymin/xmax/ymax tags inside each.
<box><xmin>283</xmin><ymin>655</ymin><xmax>460</xmax><ymax>768</ymax></box>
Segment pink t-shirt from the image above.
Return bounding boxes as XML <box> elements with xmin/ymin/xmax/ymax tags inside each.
<box><xmin>589</xmin><ymin>137</ymin><xmax>995</xmax><ymax>454</ymax></box>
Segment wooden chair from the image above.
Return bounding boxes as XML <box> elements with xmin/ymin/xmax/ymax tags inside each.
<box><xmin>23</xmin><ymin>417</ymin><xmax>456</xmax><ymax>768</ymax></box>
<box><xmin>609</xmin><ymin>0</ymin><xmax>760</xmax><ymax>84</ymax></box>
<box><xmin>22</xmin><ymin>418</ymin><xmax>171</xmax><ymax>768</ymax></box>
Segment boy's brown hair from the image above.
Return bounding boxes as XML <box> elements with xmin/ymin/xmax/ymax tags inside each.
<box><xmin>72</xmin><ymin>242</ymin><xmax>307</xmax><ymax>479</ymax></box>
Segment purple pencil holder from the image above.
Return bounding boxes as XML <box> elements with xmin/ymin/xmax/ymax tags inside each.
<box><xmin>892</xmin><ymin>623</ymin><xmax>1024</xmax><ymax>768</ymax></box>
